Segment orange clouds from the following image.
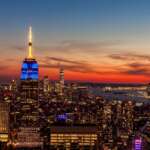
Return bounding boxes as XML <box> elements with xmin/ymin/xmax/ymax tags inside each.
<box><xmin>39</xmin><ymin>67</ymin><xmax>149</xmax><ymax>83</ymax></box>
<box><xmin>0</xmin><ymin>40</ymin><xmax>150</xmax><ymax>83</ymax></box>
<box><xmin>36</xmin><ymin>53</ymin><xmax>150</xmax><ymax>83</ymax></box>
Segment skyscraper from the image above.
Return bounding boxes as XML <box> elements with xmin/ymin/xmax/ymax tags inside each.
<box><xmin>59</xmin><ymin>66</ymin><xmax>64</xmax><ymax>95</ymax></box>
<box><xmin>20</xmin><ymin>27</ymin><xmax>39</xmax><ymax>100</ymax></box>
<box><xmin>0</xmin><ymin>102</ymin><xmax>9</xmax><ymax>143</ymax></box>
<box><xmin>43</xmin><ymin>76</ymin><xmax>50</xmax><ymax>94</ymax></box>
<box><xmin>19</xmin><ymin>27</ymin><xmax>39</xmax><ymax>127</ymax></box>
<box><xmin>13</xmin><ymin>27</ymin><xmax>43</xmax><ymax>149</ymax></box>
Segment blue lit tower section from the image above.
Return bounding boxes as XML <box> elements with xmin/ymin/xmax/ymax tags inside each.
<box><xmin>21</xmin><ymin>58</ymin><xmax>38</xmax><ymax>80</ymax></box>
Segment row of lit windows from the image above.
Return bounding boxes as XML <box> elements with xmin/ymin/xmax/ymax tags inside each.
<box><xmin>51</xmin><ymin>139</ymin><xmax>96</xmax><ymax>142</ymax></box>
<box><xmin>51</xmin><ymin>140</ymin><xmax>96</xmax><ymax>146</ymax></box>
<box><xmin>22</xmin><ymin>63</ymin><xmax>38</xmax><ymax>69</ymax></box>
<box><xmin>0</xmin><ymin>134</ymin><xmax>8</xmax><ymax>142</ymax></box>
<box><xmin>51</xmin><ymin>137</ymin><xmax>97</xmax><ymax>141</ymax></box>
<box><xmin>51</xmin><ymin>137</ymin><xmax>97</xmax><ymax>140</ymax></box>
<box><xmin>50</xmin><ymin>134</ymin><xmax>97</xmax><ymax>146</ymax></box>
<box><xmin>51</xmin><ymin>134</ymin><xmax>97</xmax><ymax>137</ymax></box>
<box><xmin>0</xmin><ymin>127</ymin><xmax>8</xmax><ymax>131</ymax></box>
<box><xmin>51</xmin><ymin>138</ymin><xmax>97</xmax><ymax>141</ymax></box>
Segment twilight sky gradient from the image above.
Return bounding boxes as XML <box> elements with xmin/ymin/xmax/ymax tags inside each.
<box><xmin>1</xmin><ymin>0</ymin><xmax>150</xmax><ymax>83</ymax></box>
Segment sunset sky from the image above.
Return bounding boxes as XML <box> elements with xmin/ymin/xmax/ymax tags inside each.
<box><xmin>1</xmin><ymin>0</ymin><xmax>150</xmax><ymax>83</ymax></box>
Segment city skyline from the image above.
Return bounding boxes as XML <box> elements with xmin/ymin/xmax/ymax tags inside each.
<box><xmin>1</xmin><ymin>1</ymin><xmax>150</xmax><ymax>149</ymax></box>
<box><xmin>1</xmin><ymin>0</ymin><xmax>150</xmax><ymax>83</ymax></box>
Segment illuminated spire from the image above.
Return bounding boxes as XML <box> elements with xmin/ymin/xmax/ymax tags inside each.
<box><xmin>28</xmin><ymin>26</ymin><xmax>33</xmax><ymax>58</ymax></box>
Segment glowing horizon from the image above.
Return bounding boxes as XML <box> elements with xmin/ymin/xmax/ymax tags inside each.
<box><xmin>0</xmin><ymin>1</ymin><xmax>150</xmax><ymax>83</ymax></box>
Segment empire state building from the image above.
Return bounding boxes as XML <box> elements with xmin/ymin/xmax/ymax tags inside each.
<box><xmin>19</xmin><ymin>27</ymin><xmax>39</xmax><ymax>127</ymax></box>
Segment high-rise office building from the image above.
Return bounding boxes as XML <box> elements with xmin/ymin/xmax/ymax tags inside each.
<box><xmin>0</xmin><ymin>102</ymin><xmax>9</xmax><ymax>142</ymax></box>
<box><xmin>60</xmin><ymin>67</ymin><xmax>64</xmax><ymax>87</ymax></box>
<box><xmin>59</xmin><ymin>66</ymin><xmax>64</xmax><ymax>95</ymax></box>
<box><xmin>9</xmin><ymin>80</ymin><xmax>17</xmax><ymax>92</ymax></box>
<box><xmin>19</xmin><ymin>27</ymin><xmax>39</xmax><ymax>127</ymax></box>
<box><xmin>43</xmin><ymin>76</ymin><xmax>50</xmax><ymax>94</ymax></box>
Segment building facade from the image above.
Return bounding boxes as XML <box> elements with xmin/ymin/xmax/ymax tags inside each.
<box><xmin>50</xmin><ymin>125</ymin><xmax>98</xmax><ymax>150</ymax></box>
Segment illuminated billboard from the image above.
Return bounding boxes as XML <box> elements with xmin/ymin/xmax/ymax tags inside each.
<box><xmin>134</xmin><ymin>138</ymin><xmax>142</xmax><ymax>150</ymax></box>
